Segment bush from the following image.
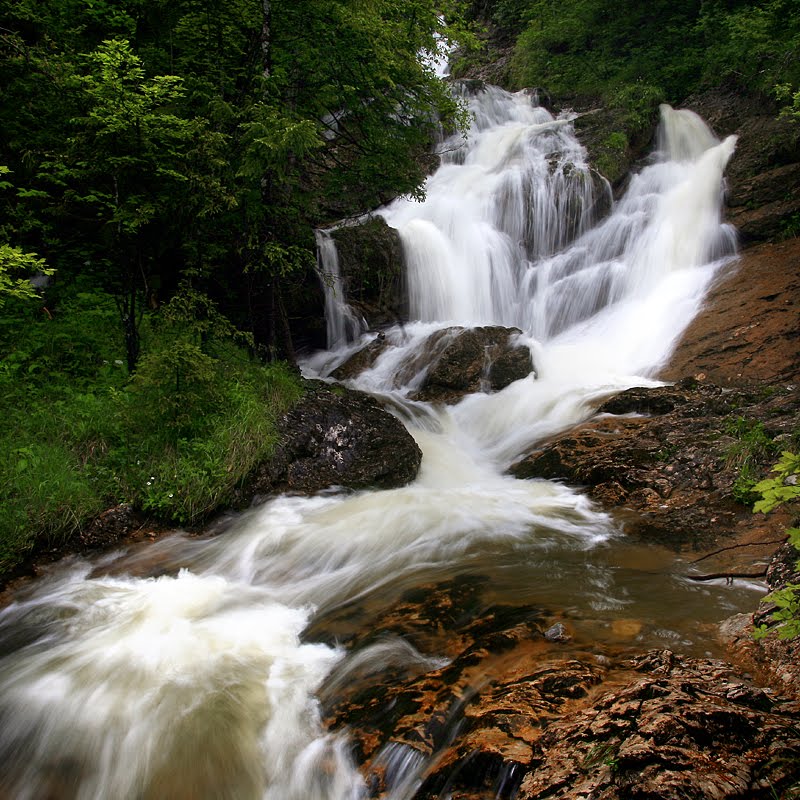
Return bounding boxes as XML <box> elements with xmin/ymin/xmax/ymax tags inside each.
<box><xmin>752</xmin><ymin>452</ymin><xmax>800</xmax><ymax>641</ymax></box>
<box><xmin>0</xmin><ymin>285</ymin><xmax>303</xmax><ymax>578</ymax></box>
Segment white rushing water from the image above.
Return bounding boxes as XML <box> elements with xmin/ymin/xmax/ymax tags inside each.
<box><xmin>0</xmin><ymin>85</ymin><xmax>748</xmax><ymax>799</ymax></box>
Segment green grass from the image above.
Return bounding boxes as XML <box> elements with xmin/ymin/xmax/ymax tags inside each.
<box><xmin>0</xmin><ymin>287</ymin><xmax>303</xmax><ymax>579</ymax></box>
<box><xmin>723</xmin><ymin>417</ymin><xmax>780</xmax><ymax>505</ymax></box>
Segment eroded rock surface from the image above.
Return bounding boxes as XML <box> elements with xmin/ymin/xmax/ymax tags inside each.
<box><xmin>517</xmin><ymin>650</ymin><xmax>800</xmax><ymax>800</ymax></box>
<box><xmin>317</xmin><ymin>578</ymin><xmax>800</xmax><ymax>800</ymax></box>
<box><xmin>663</xmin><ymin>238</ymin><xmax>800</xmax><ymax>388</ymax></box>
<box><xmin>510</xmin><ymin>381</ymin><xmax>799</xmax><ymax>550</ymax></box>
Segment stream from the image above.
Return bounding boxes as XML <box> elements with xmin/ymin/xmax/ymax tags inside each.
<box><xmin>0</xmin><ymin>83</ymin><xmax>765</xmax><ymax>799</ymax></box>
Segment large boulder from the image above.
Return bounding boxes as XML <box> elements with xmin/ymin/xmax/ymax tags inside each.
<box><xmin>329</xmin><ymin>326</ymin><xmax>535</xmax><ymax>405</ymax></box>
<box><xmin>411</xmin><ymin>326</ymin><xmax>533</xmax><ymax>404</ymax></box>
<box><xmin>572</xmin><ymin>104</ymin><xmax>659</xmax><ymax>192</ymax></box>
<box><xmin>245</xmin><ymin>381</ymin><xmax>422</xmax><ymax>495</ymax></box>
<box><xmin>330</xmin><ymin>217</ymin><xmax>407</xmax><ymax>329</ymax></box>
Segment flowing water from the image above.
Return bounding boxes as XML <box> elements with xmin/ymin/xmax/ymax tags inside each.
<box><xmin>0</xmin><ymin>86</ymin><xmax>761</xmax><ymax>799</ymax></box>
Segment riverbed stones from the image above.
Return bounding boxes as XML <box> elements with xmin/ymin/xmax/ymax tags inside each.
<box><xmin>318</xmin><ymin>575</ymin><xmax>800</xmax><ymax>800</ymax></box>
<box><xmin>245</xmin><ymin>380</ymin><xmax>422</xmax><ymax>495</ymax></box>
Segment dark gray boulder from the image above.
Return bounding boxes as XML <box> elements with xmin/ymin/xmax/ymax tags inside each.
<box><xmin>246</xmin><ymin>381</ymin><xmax>422</xmax><ymax>496</ymax></box>
<box><xmin>411</xmin><ymin>326</ymin><xmax>534</xmax><ymax>404</ymax></box>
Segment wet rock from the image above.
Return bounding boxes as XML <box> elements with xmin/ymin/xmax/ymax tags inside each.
<box><xmin>245</xmin><ymin>381</ymin><xmax>421</xmax><ymax>495</ymax></box>
<box><xmin>662</xmin><ymin>237</ymin><xmax>800</xmax><ymax>388</ymax></box>
<box><xmin>331</xmin><ymin>333</ymin><xmax>391</xmax><ymax>381</ymax></box>
<box><xmin>572</xmin><ymin>105</ymin><xmax>659</xmax><ymax>191</ymax></box>
<box><xmin>79</xmin><ymin>504</ymin><xmax>148</xmax><ymax>549</ymax></box>
<box><xmin>328</xmin><ymin>325</ymin><xmax>534</xmax><ymax>404</ymax></box>
<box><xmin>509</xmin><ymin>381</ymin><xmax>800</xmax><ymax>549</ymax></box>
<box><xmin>517</xmin><ymin>650</ymin><xmax>800</xmax><ymax>800</ymax></box>
<box><xmin>324</xmin><ymin>575</ymin><xmax>800</xmax><ymax>800</ymax></box>
<box><xmin>319</xmin><ymin>577</ymin><xmax>599</xmax><ymax>793</ymax></box>
<box><xmin>330</xmin><ymin>218</ymin><xmax>407</xmax><ymax>329</ymax></box>
<box><xmin>544</xmin><ymin>623</ymin><xmax>571</xmax><ymax>643</ymax></box>
<box><xmin>411</xmin><ymin>326</ymin><xmax>533</xmax><ymax>404</ymax></box>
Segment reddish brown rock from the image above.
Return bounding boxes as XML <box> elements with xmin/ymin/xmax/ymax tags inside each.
<box><xmin>319</xmin><ymin>577</ymin><xmax>800</xmax><ymax>800</ymax></box>
<box><xmin>662</xmin><ymin>238</ymin><xmax>800</xmax><ymax>388</ymax></box>
<box><xmin>517</xmin><ymin>650</ymin><xmax>800</xmax><ymax>800</ymax></box>
<box><xmin>510</xmin><ymin>381</ymin><xmax>799</xmax><ymax>550</ymax></box>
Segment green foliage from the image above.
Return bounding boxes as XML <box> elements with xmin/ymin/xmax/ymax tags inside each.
<box><xmin>0</xmin><ymin>284</ymin><xmax>302</xmax><ymax>576</ymax></box>
<box><xmin>750</xmin><ymin>454</ymin><xmax>800</xmax><ymax>642</ymax></box>
<box><xmin>724</xmin><ymin>417</ymin><xmax>779</xmax><ymax>504</ymax></box>
<box><xmin>0</xmin><ymin>244</ymin><xmax>51</xmax><ymax>306</ymax></box>
<box><xmin>753</xmin><ymin>451</ymin><xmax>800</xmax><ymax>514</ymax></box>
<box><xmin>0</xmin><ymin>166</ymin><xmax>55</xmax><ymax>306</ymax></box>
<box><xmin>501</xmin><ymin>0</ymin><xmax>800</xmax><ymax>118</ymax></box>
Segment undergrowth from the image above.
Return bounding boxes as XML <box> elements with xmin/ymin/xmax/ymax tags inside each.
<box><xmin>723</xmin><ymin>417</ymin><xmax>779</xmax><ymax>505</ymax></box>
<box><xmin>752</xmin><ymin>451</ymin><xmax>800</xmax><ymax>641</ymax></box>
<box><xmin>0</xmin><ymin>285</ymin><xmax>303</xmax><ymax>577</ymax></box>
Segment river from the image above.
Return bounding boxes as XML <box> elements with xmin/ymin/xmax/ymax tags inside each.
<box><xmin>0</xmin><ymin>83</ymin><xmax>763</xmax><ymax>799</ymax></box>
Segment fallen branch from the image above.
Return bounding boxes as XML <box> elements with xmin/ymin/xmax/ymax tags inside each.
<box><xmin>686</xmin><ymin>569</ymin><xmax>767</xmax><ymax>583</ymax></box>
<box><xmin>690</xmin><ymin>539</ymin><xmax>786</xmax><ymax>564</ymax></box>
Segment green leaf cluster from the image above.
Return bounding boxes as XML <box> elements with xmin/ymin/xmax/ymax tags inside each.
<box><xmin>476</xmin><ymin>0</ymin><xmax>800</xmax><ymax>120</ymax></box>
<box><xmin>751</xmin><ymin>453</ymin><xmax>800</xmax><ymax>641</ymax></box>
<box><xmin>753</xmin><ymin>451</ymin><xmax>800</xmax><ymax>514</ymax></box>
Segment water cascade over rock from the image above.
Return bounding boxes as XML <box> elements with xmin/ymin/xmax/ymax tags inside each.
<box><xmin>0</xmin><ymin>83</ymin><xmax>769</xmax><ymax>800</ymax></box>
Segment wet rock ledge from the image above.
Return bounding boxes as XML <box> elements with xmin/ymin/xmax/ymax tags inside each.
<box><xmin>510</xmin><ymin>380</ymin><xmax>799</xmax><ymax>552</ymax></box>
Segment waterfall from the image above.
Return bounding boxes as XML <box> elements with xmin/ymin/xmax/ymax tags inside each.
<box><xmin>315</xmin><ymin>228</ymin><xmax>367</xmax><ymax>349</ymax></box>
<box><xmin>0</xmin><ymin>83</ymin><xmax>748</xmax><ymax>800</ymax></box>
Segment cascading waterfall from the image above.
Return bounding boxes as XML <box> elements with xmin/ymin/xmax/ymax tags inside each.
<box><xmin>0</xmin><ymin>83</ymin><xmax>752</xmax><ymax>800</ymax></box>
<box><xmin>316</xmin><ymin>228</ymin><xmax>367</xmax><ymax>350</ymax></box>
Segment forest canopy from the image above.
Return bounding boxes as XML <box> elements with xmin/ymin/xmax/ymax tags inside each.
<box><xmin>0</xmin><ymin>0</ymin><xmax>470</xmax><ymax>574</ymax></box>
<box><xmin>465</xmin><ymin>0</ymin><xmax>800</xmax><ymax>115</ymax></box>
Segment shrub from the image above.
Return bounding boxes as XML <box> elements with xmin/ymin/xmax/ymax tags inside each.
<box><xmin>752</xmin><ymin>452</ymin><xmax>800</xmax><ymax>641</ymax></box>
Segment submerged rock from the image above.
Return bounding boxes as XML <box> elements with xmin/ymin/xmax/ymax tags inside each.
<box><xmin>318</xmin><ymin>577</ymin><xmax>800</xmax><ymax>800</ymax></box>
<box><xmin>245</xmin><ymin>381</ymin><xmax>422</xmax><ymax>495</ymax></box>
